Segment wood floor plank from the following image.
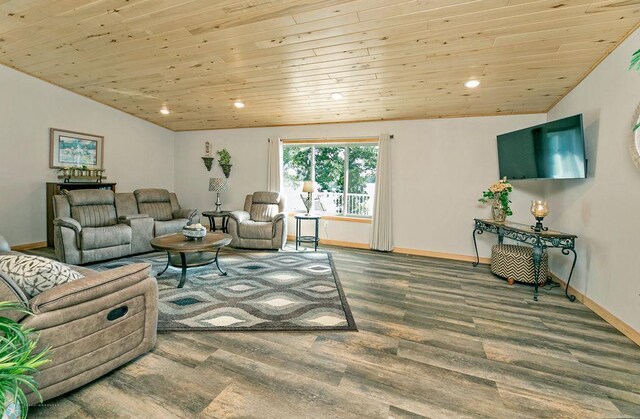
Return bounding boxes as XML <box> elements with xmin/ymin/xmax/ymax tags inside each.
<box><xmin>27</xmin><ymin>245</ymin><xmax>640</xmax><ymax>418</ymax></box>
<box><xmin>201</xmin><ymin>349</ymin><xmax>390</xmax><ymax>418</ymax></box>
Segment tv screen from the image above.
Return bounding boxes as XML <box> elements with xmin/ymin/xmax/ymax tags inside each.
<box><xmin>497</xmin><ymin>114</ymin><xmax>586</xmax><ymax>180</ymax></box>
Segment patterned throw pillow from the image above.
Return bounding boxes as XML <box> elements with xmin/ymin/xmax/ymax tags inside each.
<box><xmin>0</xmin><ymin>254</ymin><xmax>84</xmax><ymax>297</ymax></box>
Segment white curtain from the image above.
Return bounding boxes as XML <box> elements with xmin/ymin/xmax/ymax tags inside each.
<box><xmin>370</xmin><ymin>133</ymin><xmax>393</xmax><ymax>251</ymax></box>
<box><xmin>267</xmin><ymin>138</ymin><xmax>283</xmax><ymax>192</ymax></box>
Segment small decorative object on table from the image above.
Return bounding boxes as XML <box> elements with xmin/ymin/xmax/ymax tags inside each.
<box><xmin>216</xmin><ymin>148</ymin><xmax>232</xmax><ymax>178</ymax></box>
<box><xmin>57</xmin><ymin>166</ymin><xmax>106</xmax><ymax>183</ymax></box>
<box><xmin>182</xmin><ymin>223</ymin><xmax>207</xmax><ymax>240</ymax></box>
<box><xmin>300</xmin><ymin>180</ymin><xmax>315</xmax><ymax>215</ymax></box>
<box><xmin>530</xmin><ymin>200</ymin><xmax>549</xmax><ymax>232</ymax></box>
<box><xmin>478</xmin><ymin>177</ymin><xmax>513</xmax><ymax>222</ymax></box>
<box><xmin>209</xmin><ymin>177</ymin><xmax>228</xmax><ymax>212</ymax></box>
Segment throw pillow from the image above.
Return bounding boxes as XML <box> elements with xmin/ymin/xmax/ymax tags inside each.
<box><xmin>0</xmin><ymin>254</ymin><xmax>83</xmax><ymax>297</ymax></box>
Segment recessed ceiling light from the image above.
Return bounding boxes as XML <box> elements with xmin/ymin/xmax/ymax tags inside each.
<box><xmin>233</xmin><ymin>101</ymin><xmax>245</xmax><ymax>108</ymax></box>
<box><xmin>331</xmin><ymin>92</ymin><xmax>343</xmax><ymax>100</ymax></box>
<box><xmin>159</xmin><ymin>107</ymin><xmax>170</xmax><ymax>115</ymax></box>
<box><xmin>464</xmin><ymin>80</ymin><xmax>481</xmax><ymax>88</ymax></box>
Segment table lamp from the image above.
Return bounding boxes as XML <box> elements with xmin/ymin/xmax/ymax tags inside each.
<box><xmin>209</xmin><ymin>177</ymin><xmax>228</xmax><ymax>213</ymax></box>
<box><xmin>301</xmin><ymin>180</ymin><xmax>315</xmax><ymax>215</ymax></box>
<box><xmin>530</xmin><ymin>200</ymin><xmax>549</xmax><ymax>232</ymax></box>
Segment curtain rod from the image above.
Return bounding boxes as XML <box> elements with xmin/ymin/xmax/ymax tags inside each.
<box><xmin>270</xmin><ymin>135</ymin><xmax>394</xmax><ymax>142</ymax></box>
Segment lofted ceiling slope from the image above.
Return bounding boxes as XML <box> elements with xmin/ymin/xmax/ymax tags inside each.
<box><xmin>0</xmin><ymin>0</ymin><xmax>639</xmax><ymax>131</ymax></box>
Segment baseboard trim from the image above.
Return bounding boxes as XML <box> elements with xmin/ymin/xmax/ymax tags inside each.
<box><xmin>320</xmin><ymin>238</ymin><xmax>370</xmax><ymax>249</ymax></box>
<box><xmin>549</xmin><ymin>272</ymin><xmax>640</xmax><ymax>347</ymax></box>
<box><xmin>12</xmin><ymin>241</ymin><xmax>47</xmax><ymax>251</ymax></box>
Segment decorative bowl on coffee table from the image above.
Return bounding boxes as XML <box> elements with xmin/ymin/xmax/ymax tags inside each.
<box><xmin>182</xmin><ymin>223</ymin><xmax>207</xmax><ymax>240</ymax></box>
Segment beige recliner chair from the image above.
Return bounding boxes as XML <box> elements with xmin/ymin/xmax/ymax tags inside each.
<box><xmin>0</xmin><ymin>235</ymin><xmax>158</xmax><ymax>405</ymax></box>
<box><xmin>227</xmin><ymin>191</ymin><xmax>287</xmax><ymax>250</ymax></box>
<box><xmin>53</xmin><ymin>190</ymin><xmax>134</xmax><ymax>265</ymax></box>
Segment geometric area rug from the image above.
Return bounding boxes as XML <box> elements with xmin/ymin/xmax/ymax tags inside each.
<box><xmin>89</xmin><ymin>250</ymin><xmax>357</xmax><ymax>332</ymax></box>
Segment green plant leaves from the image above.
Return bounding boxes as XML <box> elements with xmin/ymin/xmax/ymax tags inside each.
<box><xmin>478</xmin><ymin>185</ymin><xmax>513</xmax><ymax>216</ymax></box>
<box><xmin>216</xmin><ymin>149</ymin><xmax>231</xmax><ymax>166</ymax></box>
<box><xmin>630</xmin><ymin>49</ymin><xmax>640</xmax><ymax>72</ymax></box>
<box><xmin>0</xmin><ymin>301</ymin><xmax>49</xmax><ymax>419</ymax></box>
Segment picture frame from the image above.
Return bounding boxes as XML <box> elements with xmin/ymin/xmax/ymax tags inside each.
<box><xmin>49</xmin><ymin>128</ymin><xmax>104</xmax><ymax>169</ymax></box>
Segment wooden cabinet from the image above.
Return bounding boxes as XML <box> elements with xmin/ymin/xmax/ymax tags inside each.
<box><xmin>46</xmin><ymin>182</ymin><xmax>116</xmax><ymax>247</ymax></box>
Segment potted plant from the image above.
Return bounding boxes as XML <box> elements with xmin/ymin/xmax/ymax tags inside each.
<box><xmin>478</xmin><ymin>177</ymin><xmax>513</xmax><ymax>222</ymax></box>
<box><xmin>216</xmin><ymin>149</ymin><xmax>232</xmax><ymax>178</ymax></box>
<box><xmin>0</xmin><ymin>301</ymin><xmax>50</xmax><ymax>419</ymax></box>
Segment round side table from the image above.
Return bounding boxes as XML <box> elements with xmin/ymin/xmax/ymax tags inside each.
<box><xmin>202</xmin><ymin>210</ymin><xmax>231</xmax><ymax>233</ymax></box>
<box><xmin>294</xmin><ymin>214</ymin><xmax>320</xmax><ymax>251</ymax></box>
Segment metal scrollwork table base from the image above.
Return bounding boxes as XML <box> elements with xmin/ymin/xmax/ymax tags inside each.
<box><xmin>472</xmin><ymin>219</ymin><xmax>578</xmax><ymax>302</ymax></box>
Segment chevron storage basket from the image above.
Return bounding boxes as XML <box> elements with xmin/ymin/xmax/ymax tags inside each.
<box><xmin>490</xmin><ymin>244</ymin><xmax>548</xmax><ymax>284</ymax></box>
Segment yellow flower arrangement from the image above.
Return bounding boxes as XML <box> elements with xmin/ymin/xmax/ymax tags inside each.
<box><xmin>479</xmin><ymin>177</ymin><xmax>513</xmax><ymax>216</ymax></box>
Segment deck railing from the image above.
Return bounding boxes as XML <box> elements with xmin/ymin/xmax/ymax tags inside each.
<box><xmin>317</xmin><ymin>192</ymin><xmax>372</xmax><ymax>216</ymax></box>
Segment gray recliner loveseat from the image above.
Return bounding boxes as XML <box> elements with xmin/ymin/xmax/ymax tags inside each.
<box><xmin>227</xmin><ymin>191</ymin><xmax>287</xmax><ymax>250</ymax></box>
<box><xmin>53</xmin><ymin>188</ymin><xmax>197</xmax><ymax>264</ymax></box>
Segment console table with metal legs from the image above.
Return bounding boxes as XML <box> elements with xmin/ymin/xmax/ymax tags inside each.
<box><xmin>471</xmin><ymin>219</ymin><xmax>578</xmax><ymax>302</ymax></box>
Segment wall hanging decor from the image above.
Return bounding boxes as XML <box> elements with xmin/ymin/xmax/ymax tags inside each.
<box><xmin>216</xmin><ymin>148</ymin><xmax>232</xmax><ymax>178</ymax></box>
<box><xmin>50</xmin><ymin>128</ymin><xmax>104</xmax><ymax>169</ymax></box>
<box><xmin>202</xmin><ymin>141</ymin><xmax>214</xmax><ymax>171</ymax></box>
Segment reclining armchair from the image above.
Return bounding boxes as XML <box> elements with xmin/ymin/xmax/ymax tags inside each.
<box><xmin>53</xmin><ymin>190</ymin><xmax>134</xmax><ymax>265</ymax></box>
<box><xmin>227</xmin><ymin>191</ymin><xmax>287</xmax><ymax>250</ymax></box>
<box><xmin>0</xmin><ymin>235</ymin><xmax>158</xmax><ymax>405</ymax></box>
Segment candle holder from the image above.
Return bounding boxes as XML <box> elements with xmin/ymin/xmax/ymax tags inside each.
<box><xmin>530</xmin><ymin>200</ymin><xmax>549</xmax><ymax>232</ymax></box>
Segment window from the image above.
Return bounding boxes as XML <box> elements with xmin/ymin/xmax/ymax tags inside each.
<box><xmin>283</xmin><ymin>142</ymin><xmax>379</xmax><ymax>217</ymax></box>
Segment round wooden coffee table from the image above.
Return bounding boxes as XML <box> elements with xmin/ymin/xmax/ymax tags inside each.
<box><xmin>150</xmin><ymin>232</ymin><xmax>232</xmax><ymax>288</ymax></box>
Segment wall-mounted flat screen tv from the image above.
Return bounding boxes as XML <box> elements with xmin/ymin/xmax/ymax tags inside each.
<box><xmin>497</xmin><ymin>114</ymin><xmax>586</xmax><ymax>180</ymax></box>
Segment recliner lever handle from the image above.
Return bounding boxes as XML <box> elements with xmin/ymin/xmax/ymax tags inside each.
<box><xmin>107</xmin><ymin>306</ymin><xmax>128</xmax><ymax>321</ymax></box>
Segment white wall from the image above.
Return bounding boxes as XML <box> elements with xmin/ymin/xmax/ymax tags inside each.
<box><xmin>0</xmin><ymin>64</ymin><xmax>175</xmax><ymax>246</ymax></box>
<box><xmin>174</xmin><ymin>114</ymin><xmax>546</xmax><ymax>257</ymax></box>
<box><xmin>545</xmin><ymin>29</ymin><xmax>640</xmax><ymax>332</ymax></box>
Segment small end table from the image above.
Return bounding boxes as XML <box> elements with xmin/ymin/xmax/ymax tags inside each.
<box><xmin>295</xmin><ymin>214</ymin><xmax>320</xmax><ymax>251</ymax></box>
<box><xmin>202</xmin><ymin>210</ymin><xmax>231</xmax><ymax>233</ymax></box>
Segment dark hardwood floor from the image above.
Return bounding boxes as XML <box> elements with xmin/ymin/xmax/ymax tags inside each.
<box><xmin>29</xmin><ymin>246</ymin><xmax>640</xmax><ymax>418</ymax></box>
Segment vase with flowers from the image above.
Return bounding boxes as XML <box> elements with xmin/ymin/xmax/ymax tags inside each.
<box><xmin>478</xmin><ymin>177</ymin><xmax>513</xmax><ymax>222</ymax></box>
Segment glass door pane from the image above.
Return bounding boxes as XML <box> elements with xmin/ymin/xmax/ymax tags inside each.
<box><xmin>347</xmin><ymin>145</ymin><xmax>378</xmax><ymax>216</ymax></box>
<box><xmin>283</xmin><ymin>146</ymin><xmax>312</xmax><ymax>212</ymax></box>
<box><xmin>314</xmin><ymin>146</ymin><xmax>345</xmax><ymax>214</ymax></box>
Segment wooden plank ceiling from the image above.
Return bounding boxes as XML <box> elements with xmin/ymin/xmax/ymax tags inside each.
<box><xmin>0</xmin><ymin>0</ymin><xmax>639</xmax><ymax>131</ymax></box>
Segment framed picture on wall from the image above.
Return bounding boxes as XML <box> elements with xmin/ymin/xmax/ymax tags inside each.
<box><xmin>49</xmin><ymin>128</ymin><xmax>104</xmax><ymax>169</ymax></box>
